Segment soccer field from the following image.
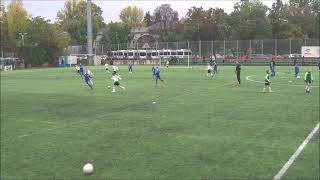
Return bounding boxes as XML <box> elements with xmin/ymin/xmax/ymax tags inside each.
<box><xmin>1</xmin><ymin>65</ymin><xmax>319</xmax><ymax>179</ymax></box>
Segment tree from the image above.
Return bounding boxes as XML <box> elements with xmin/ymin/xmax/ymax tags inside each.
<box><xmin>119</xmin><ymin>6</ymin><xmax>144</xmax><ymax>28</ymax></box>
<box><xmin>230</xmin><ymin>0</ymin><xmax>272</xmax><ymax>40</ymax></box>
<box><xmin>6</xmin><ymin>0</ymin><xmax>28</xmax><ymax>45</ymax></box>
<box><xmin>268</xmin><ymin>0</ymin><xmax>291</xmax><ymax>38</ymax></box>
<box><xmin>22</xmin><ymin>16</ymin><xmax>70</xmax><ymax>66</ymax></box>
<box><xmin>153</xmin><ymin>4</ymin><xmax>179</xmax><ymax>37</ymax></box>
<box><xmin>184</xmin><ymin>7</ymin><xmax>231</xmax><ymax>41</ymax></box>
<box><xmin>56</xmin><ymin>0</ymin><xmax>106</xmax><ymax>45</ymax></box>
<box><xmin>143</xmin><ymin>11</ymin><xmax>153</xmax><ymax>27</ymax></box>
<box><xmin>106</xmin><ymin>22</ymin><xmax>131</xmax><ymax>45</ymax></box>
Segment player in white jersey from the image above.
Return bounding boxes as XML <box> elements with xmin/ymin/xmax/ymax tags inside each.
<box><xmin>75</xmin><ymin>65</ymin><xmax>80</xmax><ymax>75</ymax></box>
<box><xmin>206</xmin><ymin>63</ymin><xmax>213</xmax><ymax>77</ymax></box>
<box><xmin>112</xmin><ymin>65</ymin><xmax>118</xmax><ymax>73</ymax></box>
<box><xmin>105</xmin><ymin>63</ymin><xmax>109</xmax><ymax>72</ymax></box>
<box><xmin>111</xmin><ymin>71</ymin><xmax>125</xmax><ymax>92</ymax></box>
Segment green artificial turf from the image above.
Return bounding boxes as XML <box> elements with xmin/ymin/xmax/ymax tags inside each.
<box><xmin>1</xmin><ymin>65</ymin><xmax>319</xmax><ymax>179</ymax></box>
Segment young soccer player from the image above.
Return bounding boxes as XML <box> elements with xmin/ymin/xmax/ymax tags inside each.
<box><xmin>206</xmin><ymin>63</ymin><xmax>212</xmax><ymax>77</ymax></box>
<box><xmin>128</xmin><ymin>62</ymin><xmax>133</xmax><ymax>73</ymax></box>
<box><xmin>112</xmin><ymin>65</ymin><xmax>118</xmax><ymax>73</ymax></box>
<box><xmin>213</xmin><ymin>61</ymin><xmax>218</xmax><ymax>75</ymax></box>
<box><xmin>84</xmin><ymin>69</ymin><xmax>94</xmax><ymax>90</ymax></box>
<box><xmin>263</xmin><ymin>70</ymin><xmax>272</xmax><ymax>93</ymax></box>
<box><xmin>79</xmin><ymin>63</ymin><xmax>84</xmax><ymax>77</ymax></box>
<box><xmin>235</xmin><ymin>61</ymin><xmax>241</xmax><ymax>86</ymax></box>
<box><xmin>111</xmin><ymin>71</ymin><xmax>125</xmax><ymax>92</ymax></box>
<box><xmin>75</xmin><ymin>65</ymin><xmax>80</xmax><ymax>75</ymax></box>
<box><xmin>155</xmin><ymin>67</ymin><xmax>164</xmax><ymax>86</ymax></box>
<box><xmin>166</xmin><ymin>59</ymin><xmax>169</xmax><ymax>68</ymax></box>
<box><xmin>152</xmin><ymin>65</ymin><xmax>156</xmax><ymax>80</ymax></box>
<box><xmin>294</xmin><ymin>63</ymin><xmax>300</xmax><ymax>78</ymax></box>
<box><xmin>270</xmin><ymin>59</ymin><xmax>276</xmax><ymax>77</ymax></box>
<box><xmin>105</xmin><ymin>63</ymin><xmax>109</xmax><ymax>72</ymax></box>
<box><xmin>304</xmin><ymin>69</ymin><xmax>314</xmax><ymax>93</ymax></box>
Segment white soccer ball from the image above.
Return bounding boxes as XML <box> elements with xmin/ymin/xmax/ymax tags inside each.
<box><xmin>297</xmin><ymin>76</ymin><xmax>300</xmax><ymax>79</ymax></box>
<box><xmin>107</xmin><ymin>85</ymin><xmax>111</xmax><ymax>89</ymax></box>
<box><xmin>83</xmin><ymin>163</ymin><xmax>94</xmax><ymax>174</ymax></box>
<box><xmin>152</xmin><ymin>101</ymin><xmax>156</xmax><ymax>104</ymax></box>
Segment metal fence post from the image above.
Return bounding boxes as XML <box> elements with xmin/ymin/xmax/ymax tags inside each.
<box><xmin>275</xmin><ymin>39</ymin><xmax>277</xmax><ymax>55</ymax></box>
<box><xmin>236</xmin><ymin>40</ymin><xmax>239</xmax><ymax>59</ymax></box>
<box><xmin>211</xmin><ymin>40</ymin><xmax>213</xmax><ymax>58</ymax></box>
<box><xmin>199</xmin><ymin>40</ymin><xmax>201</xmax><ymax>57</ymax></box>
<box><xmin>102</xmin><ymin>44</ymin><xmax>104</xmax><ymax>55</ymax></box>
<box><xmin>249</xmin><ymin>40</ymin><xmax>252</xmax><ymax>57</ymax></box>
<box><xmin>187</xmin><ymin>40</ymin><xmax>190</xmax><ymax>68</ymax></box>
<box><xmin>261</xmin><ymin>40</ymin><xmax>264</xmax><ymax>55</ymax></box>
<box><xmin>223</xmin><ymin>40</ymin><xmax>226</xmax><ymax>58</ymax></box>
<box><xmin>166</xmin><ymin>42</ymin><xmax>168</xmax><ymax>49</ymax></box>
<box><xmin>289</xmin><ymin>39</ymin><xmax>292</xmax><ymax>55</ymax></box>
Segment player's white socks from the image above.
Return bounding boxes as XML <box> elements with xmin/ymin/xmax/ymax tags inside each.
<box><xmin>112</xmin><ymin>87</ymin><xmax>116</xmax><ymax>92</ymax></box>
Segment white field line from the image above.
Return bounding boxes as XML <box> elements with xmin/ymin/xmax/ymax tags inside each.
<box><xmin>246</xmin><ymin>75</ymin><xmax>320</xmax><ymax>87</ymax></box>
<box><xmin>273</xmin><ymin>123</ymin><xmax>319</xmax><ymax>180</ymax></box>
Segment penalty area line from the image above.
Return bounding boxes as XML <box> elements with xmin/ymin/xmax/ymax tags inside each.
<box><xmin>272</xmin><ymin>123</ymin><xmax>319</xmax><ymax>180</ymax></box>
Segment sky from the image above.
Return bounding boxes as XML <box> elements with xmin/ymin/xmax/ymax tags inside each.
<box><xmin>2</xmin><ymin>0</ymin><xmax>282</xmax><ymax>23</ymax></box>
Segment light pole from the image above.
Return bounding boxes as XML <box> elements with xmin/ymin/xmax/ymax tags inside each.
<box><xmin>19</xmin><ymin>32</ymin><xmax>27</xmax><ymax>46</ymax></box>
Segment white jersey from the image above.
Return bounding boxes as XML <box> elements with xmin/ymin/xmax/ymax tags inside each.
<box><xmin>111</xmin><ymin>75</ymin><xmax>121</xmax><ymax>82</ymax></box>
<box><xmin>105</xmin><ymin>64</ymin><xmax>109</xmax><ymax>68</ymax></box>
<box><xmin>207</xmin><ymin>65</ymin><xmax>212</xmax><ymax>70</ymax></box>
<box><xmin>113</xmin><ymin>66</ymin><xmax>118</xmax><ymax>71</ymax></box>
<box><xmin>75</xmin><ymin>66</ymin><xmax>80</xmax><ymax>70</ymax></box>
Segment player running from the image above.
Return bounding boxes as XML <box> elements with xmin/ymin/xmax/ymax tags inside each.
<box><xmin>263</xmin><ymin>70</ymin><xmax>273</xmax><ymax>93</ymax></box>
<box><xmin>79</xmin><ymin>63</ymin><xmax>84</xmax><ymax>77</ymax></box>
<box><xmin>304</xmin><ymin>69</ymin><xmax>314</xmax><ymax>93</ymax></box>
<box><xmin>128</xmin><ymin>62</ymin><xmax>133</xmax><ymax>73</ymax></box>
<box><xmin>84</xmin><ymin>69</ymin><xmax>94</xmax><ymax>90</ymax></box>
<box><xmin>235</xmin><ymin>61</ymin><xmax>241</xmax><ymax>86</ymax></box>
<box><xmin>166</xmin><ymin>59</ymin><xmax>169</xmax><ymax>68</ymax></box>
<box><xmin>155</xmin><ymin>67</ymin><xmax>165</xmax><ymax>86</ymax></box>
<box><xmin>206</xmin><ymin>63</ymin><xmax>212</xmax><ymax>77</ymax></box>
<box><xmin>75</xmin><ymin>65</ymin><xmax>80</xmax><ymax>75</ymax></box>
<box><xmin>294</xmin><ymin>63</ymin><xmax>300</xmax><ymax>78</ymax></box>
<box><xmin>105</xmin><ymin>63</ymin><xmax>109</xmax><ymax>72</ymax></box>
<box><xmin>111</xmin><ymin>72</ymin><xmax>126</xmax><ymax>93</ymax></box>
<box><xmin>213</xmin><ymin>61</ymin><xmax>218</xmax><ymax>75</ymax></box>
<box><xmin>112</xmin><ymin>65</ymin><xmax>118</xmax><ymax>73</ymax></box>
<box><xmin>152</xmin><ymin>65</ymin><xmax>156</xmax><ymax>80</ymax></box>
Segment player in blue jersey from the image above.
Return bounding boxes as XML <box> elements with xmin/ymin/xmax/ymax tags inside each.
<box><xmin>213</xmin><ymin>61</ymin><xmax>218</xmax><ymax>75</ymax></box>
<box><xmin>294</xmin><ymin>63</ymin><xmax>300</xmax><ymax>78</ymax></box>
<box><xmin>79</xmin><ymin>63</ymin><xmax>84</xmax><ymax>77</ymax></box>
<box><xmin>128</xmin><ymin>62</ymin><xmax>133</xmax><ymax>73</ymax></box>
<box><xmin>152</xmin><ymin>65</ymin><xmax>156</xmax><ymax>79</ymax></box>
<box><xmin>155</xmin><ymin>67</ymin><xmax>164</xmax><ymax>86</ymax></box>
<box><xmin>84</xmin><ymin>69</ymin><xmax>94</xmax><ymax>90</ymax></box>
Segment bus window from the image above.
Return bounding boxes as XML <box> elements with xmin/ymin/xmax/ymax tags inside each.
<box><xmin>171</xmin><ymin>51</ymin><xmax>176</xmax><ymax>55</ymax></box>
<box><xmin>178</xmin><ymin>51</ymin><xmax>183</xmax><ymax>55</ymax></box>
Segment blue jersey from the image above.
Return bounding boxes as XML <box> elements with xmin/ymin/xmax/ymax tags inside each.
<box><xmin>152</xmin><ymin>66</ymin><xmax>156</xmax><ymax>74</ymax></box>
<box><xmin>84</xmin><ymin>73</ymin><xmax>91</xmax><ymax>82</ymax></box>
<box><xmin>128</xmin><ymin>64</ymin><xmax>132</xmax><ymax>68</ymax></box>
<box><xmin>294</xmin><ymin>65</ymin><xmax>299</xmax><ymax>73</ymax></box>
<box><xmin>80</xmin><ymin>65</ymin><xmax>83</xmax><ymax>71</ymax></box>
<box><xmin>213</xmin><ymin>63</ymin><xmax>217</xmax><ymax>70</ymax></box>
<box><xmin>155</xmin><ymin>68</ymin><xmax>160</xmax><ymax>77</ymax></box>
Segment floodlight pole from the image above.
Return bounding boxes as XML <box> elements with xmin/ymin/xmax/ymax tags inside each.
<box><xmin>87</xmin><ymin>0</ymin><xmax>93</xmax><ymax>65</ymax></box>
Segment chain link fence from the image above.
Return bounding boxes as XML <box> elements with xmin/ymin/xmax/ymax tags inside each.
<box><xmin>67</xmin><ymin>39</ymin><xmax>319</xmax><ymax>59</ymax></box>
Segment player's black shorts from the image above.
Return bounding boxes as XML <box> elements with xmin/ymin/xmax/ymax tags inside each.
<box><xmin>265</xmin><ymin>82</ymin><xmax>270</xmax><ymax>86</ymax></box>
<box><xmin>305</xmin><ymin>80</ymin><xmax>311</xmax><ymax>83</ymax></box>
<box><xmin>106</xmin><ymin>68</ymin><xmax>108</xmax><ymax>70</ymax></box>
<box><xmin>207</xmin><ymin>70</ymin><xmax>211</xmax><ymax>73</ymax></box>
<box><xmin>77</xmin><ymin>70</ymin><xmax>80</xmax><ymax>73</ymax></box>
<box><xmin>114</xmin><ymin>81</ymin><xmax>120</xmax><ymax>86</ymax></box>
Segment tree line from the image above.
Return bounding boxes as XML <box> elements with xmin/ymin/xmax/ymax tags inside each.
<box><xmin>0</xmin><ymin>0</ymin><xmax>319</xmax><ymax>66</ymax></box>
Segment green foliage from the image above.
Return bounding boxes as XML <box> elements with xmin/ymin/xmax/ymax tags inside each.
<box><xmin>6</xmin><ymin>0</ymin><xmax>28</xmax><ymax>45</ymax></box>
<box><xmin>143</xmin><ymin>11</ymin><xmax>153</xmax><ymax>27</ymax></box>
<box><xmin>56</xmin><ymin>0</ymin><xmax>106</xmax><ymax>45</ymax></box>
<box><xmin>119</xmin><ymin>6</ymin><xmax>144</xmax><ymax>29</ymax></box>
<box><xmin>21</xmin><ymin>16</ymin><xmax>70</xmax><ymax>66</ymax></box>
<box><xmin>106</xmin><ymin>22</ymin><xmax>131</xmax><ymax>45</ymax></box>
